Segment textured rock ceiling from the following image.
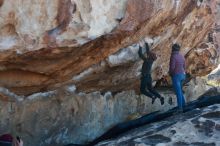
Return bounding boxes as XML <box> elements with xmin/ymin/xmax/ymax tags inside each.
<box><xmin>0</xmin><ymin>0</ymin><xmax>219</xmax><ymax>96</ymax></box>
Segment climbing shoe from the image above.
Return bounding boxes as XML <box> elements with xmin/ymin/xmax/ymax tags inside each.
<box><xmin>151</xmin><ymin>97</ymin><xmax>156</xmax><ymax>104</ymax></box>
<box><xmin>160</xmin><ymin>97</ymin><xmax>164</xmax><ymax>105</ymax></box>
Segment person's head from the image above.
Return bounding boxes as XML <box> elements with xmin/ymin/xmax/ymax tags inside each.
<box><xmin>172</xmin><ymin>43</ymin><xmax>181</xmax><ymax>52</ymax></box>
<box><xmin>147</xmin><ymin>51</ymin><xmax>157</xmax><ymax>61</ymax></box>
<box><xmin>0</xmin><ymin>134</ymin><xmax>23</xmax><ymax>146</ymax></box>
<box><xmin>0</xmin><ymin>134</ymin><xmax>13</xmax><ymax>146</ymax></box>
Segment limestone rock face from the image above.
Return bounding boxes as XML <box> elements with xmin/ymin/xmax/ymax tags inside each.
<box><xmin>0</xmin><ymin>89</ymin><xmax>178</xmax><ymax>146</ymax></box>
<box><xmin>0</xmin><ymin>0</ymin><xmax>127</xmax><ymax>50</ymax></box>
<box><xmin>0</xmin><ymin>0</ymin><xmax>218</xmax><ymax>96</ymax></box>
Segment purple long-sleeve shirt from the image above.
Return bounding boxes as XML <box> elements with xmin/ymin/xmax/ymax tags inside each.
<box><xmin>169</xmin><ymin>51</ymin><xmax>185</xmax><ymax>75</ymax></box>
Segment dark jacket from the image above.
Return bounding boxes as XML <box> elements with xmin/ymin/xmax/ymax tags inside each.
<box><xmin>138</xmin><ymin>46</ymin><xmax>154</xmax><ymax>76</ymax></box>
<box><xmin>169</xmin><ymin>51</ymin><xmax>185</xmax><ymax>75</ymax></box>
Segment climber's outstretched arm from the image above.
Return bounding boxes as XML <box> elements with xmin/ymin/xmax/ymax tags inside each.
<box><xmin>138</xmin><ymin>46</ymin><xmax>147</xmax><ymax>61</ymax></box>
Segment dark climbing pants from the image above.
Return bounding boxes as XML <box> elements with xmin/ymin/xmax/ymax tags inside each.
<box><xmin>140</xmin><ymin>74</ymin><xmax>161</xmax><ymax>99</ymax></box>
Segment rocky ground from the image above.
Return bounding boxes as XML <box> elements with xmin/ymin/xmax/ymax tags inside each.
<box><xmin>97</xmin><ymin>103</ymin><xmax>220</xmax><ymax>146</ymax></box>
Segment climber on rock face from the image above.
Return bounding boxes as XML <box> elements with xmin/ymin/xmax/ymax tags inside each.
<box><xmin>169</xmin><ymin>43</ymin><xmax>186</xmax><ymax>112</ymax></box>
<box><xmin>138</xmin><ymin>41</ymin><xmax>164</xmax><ymax>105</ymax></box>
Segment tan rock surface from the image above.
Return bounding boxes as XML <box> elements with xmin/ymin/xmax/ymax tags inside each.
<box><xmin>0</xmin><ymin>0</ymin><xmax>218</xmax><ymax>96</ymax></box>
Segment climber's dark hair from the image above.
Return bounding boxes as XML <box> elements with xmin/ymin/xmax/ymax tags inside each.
<box><xmin>148</xmin><ymin>51</ymin><xmax>157</xmax><ymax>61</ymax></box>
<box><xmin>172</xmin><ymin>43</ymin><xmax>181</xmax><ymax>52</ymax></box>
